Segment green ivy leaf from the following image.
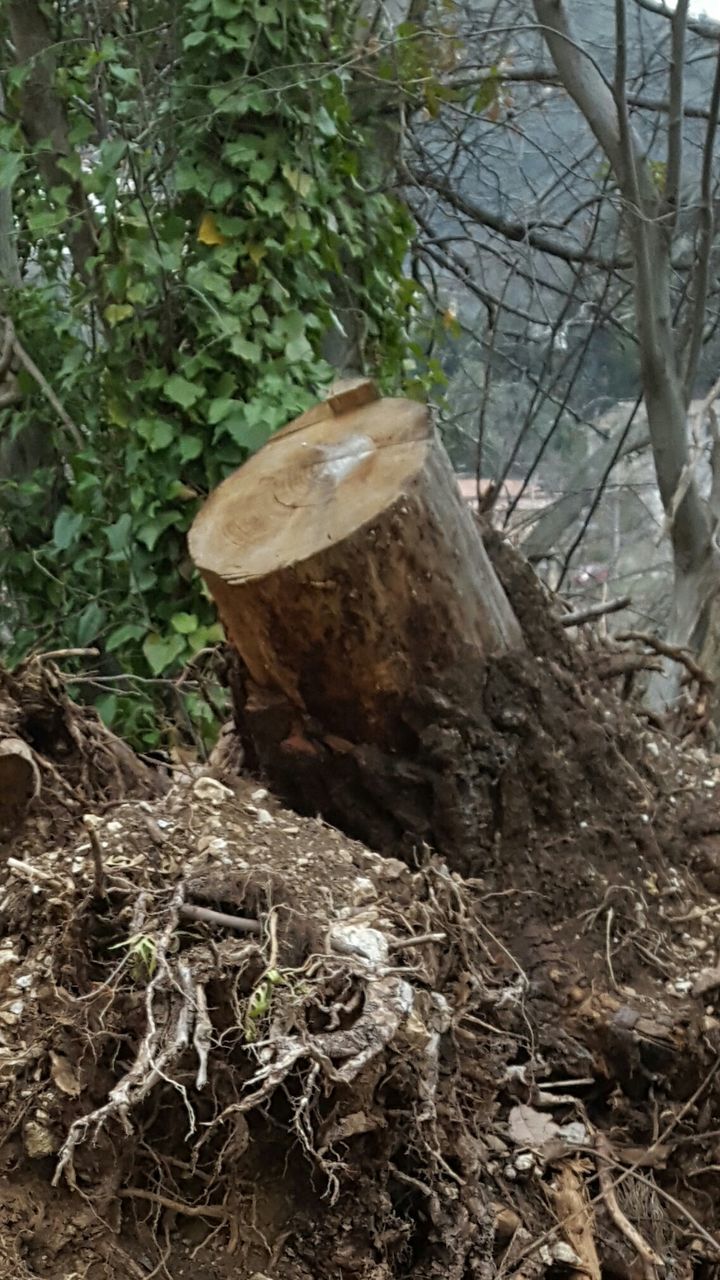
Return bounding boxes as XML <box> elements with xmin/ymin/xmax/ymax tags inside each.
<box><xmin>137</xmin><ymin>512</ymin><xmax>178</xmax><ymax>550</ymax></box>
<box><xmin>315</xmin><ymin>106</ymin><xmax>337</xmax><ymax>138</ymax></box>
<box><xmin>106</xmin><ymin>622</ymin><xmax>147</xmax><ymax>652</ymax></box>
<box><xmin>76</xmin><ymin>601</ymin><xmax>107</xmax><ymax>647</ymax></box>
<box><xmin>53</xmin><ymin>508</ymin><xmax>84</xmax><ymax>551</ymax></box>
<box><xmin>104</xmin><ymin>303</ymin><xmax>134</xmax><ymax>327</ymax></box>
<box><xmin>230</xmin><ymin>335</ymin><xmax>262</xmax><ymax>361</ymax></box>
<box><xmin>213</xmin><ymin>0</ymin><xmax>243</xmax><ymax>15</ymax></box>
<box><xmin>286</xmin><ymin>334</ymin><xmax>314</xmax><ymax>362</ymax></box>
<box><xmin>182</xmin><ymin>29</ymin><xmax>210</xmax><ymax>48</ymax></box>
<box><xmin>179</xmin><ymin>435</ymin><xmax>204</xmax><ymax>462</ymax></box>
<box><xmin>281</xmin><ymin>164</ymin><xmax>313</xmax><ymax>197</ymax></box>
<box><xmin>222</xmin><ymin>413</ymin><xmax>270</xmax><ymax>451</ymax></box>
<box><xmin>95</xmin><ymin>693</ymin><xmax>118</xmax><ymax>727</ymax></box>
<box><xmin>107</xmin><ymin>512</ymin><xmax>132</xmax><ymax>551</ymax></box>
<box><xmin>0</xmin><ymin>152</ymin><xmax>23</xmax><ymax>190</ymax></box>
<box><xmin>207</xmin><ymin>397</ymin><xmax>238</xmax><ymax>424</ymax></box>
<box><xmin>137</xmin><ymin>419</ymin><xmax>175</xmax><ymax>451</ymax></box>
<box><xmin>143</xmin><ymin>632</ymin><xmax>186</xmax><ymax>675</ymax></box>
<box><xmin>164</xmin><ymin>375</ymin><xmax>203</xmax><ymax>409</ymax></box>
<box><xmin>171</xmin><ymin>612</ymin><xmax>199</xmax><ymax>634</ymax></box>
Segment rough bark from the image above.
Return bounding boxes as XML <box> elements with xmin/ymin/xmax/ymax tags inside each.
<box><xmin>0</xmin><ymin>84</ymin><xmax>21</xmax><ymax>290</ymax></box>
<box><xmin>190</xmin><ymin>381</ymin><xmax>525</xmax><ymax>863</ymax></box>
<box><xmin>7</xmin><ymin>0</ymin><xmax>98</xmax><ymax>285</ymax></box>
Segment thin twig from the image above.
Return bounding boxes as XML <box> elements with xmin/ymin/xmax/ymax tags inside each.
<box><xmin>389</xmin><ymin>931</ymin><xmax>447</xmax><ymax>950</ymax></box>
<box><xmin>12</xmin><ymin>332</ymin><xmax>84</xmax><ymax>450</ymax></box>
<box><xmin>561</xmin><ymin>596</ymin><xmax>631</xmax><ymax>626</ymax></box>
<box><xmin>35</xmin><ymin>647</ymin><xmax>100</xmax><ymax>662</ymax></box>
<box><xmin>605</xmin><ymin>907</ymin><xmax>619</xmax><ymax>991</ymax></box>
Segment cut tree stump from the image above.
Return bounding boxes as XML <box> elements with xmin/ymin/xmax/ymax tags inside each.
<box><xmin>189</xmin><ymin>380</ymin><xmax>525</xmax><ymax>863</ymax></box>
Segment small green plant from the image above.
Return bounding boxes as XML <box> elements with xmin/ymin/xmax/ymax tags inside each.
<box><xmin>110</xmin><ymin>933</ymin><xmax>158</xmax><ymax>983</ymax></box>
<box><xmin>243</xmin><ymin>967</ymin><xmax>285</xmax><ymax>1042</ymax></box>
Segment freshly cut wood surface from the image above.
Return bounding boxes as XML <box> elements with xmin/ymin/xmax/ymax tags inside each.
<box><xmin>190</xmin><ymin>388</ymin><xmax>522</xmax><ymax>721</ymax></box>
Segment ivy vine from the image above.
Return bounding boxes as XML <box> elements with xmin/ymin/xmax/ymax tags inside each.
<box><xmin>0</xmin><ymin>0</ymin><xmax>417</xmax><ymax>747</ymax></box>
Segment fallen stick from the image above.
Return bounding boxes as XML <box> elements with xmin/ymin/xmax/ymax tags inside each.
<box><xmin>179</xmin><ymin>902</ymin><xmax>261</xmax><ymax>934</ymax></box>
<box><xmin>616</xmin><ymin>631</ymin><xmax>714</xmax><ymax>687</ymax></box>
<box><xmin>561</xmin><ymin>596</ymin><xmax>631</xmax><ymax>627</ymax></box>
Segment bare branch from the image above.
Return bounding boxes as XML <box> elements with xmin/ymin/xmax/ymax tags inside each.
<box><xmin>406</xmin><ymin>168</ymin><xmax>629</xmax><ymax>269</ymax></box>
<box><xmin>561</xmin><ymin>596</ymin><xmax>632</xmax><ymax>626</ymax></box>
<box><xmin>631</xmin><ymin>0</ymin><xmax>720</xmax><ymax>41</ymax></box>
<box><xmin>664</xmin><ymin>0</ymin><xmax>689</xmax><ymax>225</ymax></box>
<box><xmin>681</xmin><ymin>45</ymin><xmax>720</xmax><ymax>396</ymax></box>
<box><xmin>534</xmin><ymin>0</ymin><xmax>712</xmax><ymax>572</ymax></box>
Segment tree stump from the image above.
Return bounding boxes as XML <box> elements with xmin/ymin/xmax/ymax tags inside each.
<box><xmin>189</xmin><ymin>381</ymin><xmax>525</xmax><ymax>864</ymax></box>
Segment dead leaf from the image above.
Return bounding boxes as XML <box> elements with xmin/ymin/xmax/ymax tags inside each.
<box><xmin>197</xmin><ymin>212</ymin><xmax>227</xmax><ymax>246</ymax></box>
<box><xmin>247</xmin><ymin>242</ymin><xmax>267</xmax><ymax>267</ymax></box>
<box><xmin>50</xmin><ymin>1050</ymin><xmax>81</xmax><ymax>1098</ymax></box>
<box><xmin>508</xmin><ymin>1104</ymin><xmax>561</xmax><ymax>1148</ymax></box>
<box><xmin>508</xmin><ymin>1104</ymin><xmax>587</xmax><ymax>1154</ymax></box>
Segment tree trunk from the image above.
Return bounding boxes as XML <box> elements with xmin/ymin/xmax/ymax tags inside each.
<box><xmin>534</xmin><ymin>0</ymin><xmax>720</xmax><ymax>723</ymax></box>
<box><xmin>189</xmin><ymin>380</ymin><xmax>525</xmax><ymax>863</ymax></box>
<box><xmin>0</xmin><ymin>84</ymin><xmax>21</xmax><ymax>289</ymax></box>
<box><xmin>8</xmin><ymin>0</ymin><xmax>98</xmax><ymax>287</ymax></box>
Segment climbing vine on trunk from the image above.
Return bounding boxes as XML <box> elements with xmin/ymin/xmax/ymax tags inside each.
<box><xmin>0</xmin><ymin>0</ymin><xmax>416</xmax><ymax>746</ymax></box>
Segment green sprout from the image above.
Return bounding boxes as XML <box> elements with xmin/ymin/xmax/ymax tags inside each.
<box><xmin>244</xmin><ymin>968</ymin><xmax>285</xmax><ymax>1042</ymax></box>
<box><xmin>109</xmin><ymin>932</ymin><xmax>158</xmax><ymax>982</ymax></box>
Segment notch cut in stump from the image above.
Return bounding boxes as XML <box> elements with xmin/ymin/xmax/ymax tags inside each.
<box><xmin>189</xmin><ymin>382</ymin><xmax>524</xmax><ymax>865</ymax></box>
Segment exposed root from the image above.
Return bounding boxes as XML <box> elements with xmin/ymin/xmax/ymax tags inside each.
<box><xmin>596</xmin><ymin>1136</ymin><xmax>664</xmax><ymax>1280</ymax></box>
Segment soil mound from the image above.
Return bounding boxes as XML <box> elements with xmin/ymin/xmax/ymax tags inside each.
<box><xmin>2</xmin><ymin>576</ymin><xmax>720</xmax><ymax>1279</ymax></box>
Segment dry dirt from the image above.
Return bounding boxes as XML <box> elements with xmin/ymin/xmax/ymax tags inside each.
<box><xmin>3</xmin><ymin>569</ymin><xmax>720</xmax><ymax>1279</ymax></box>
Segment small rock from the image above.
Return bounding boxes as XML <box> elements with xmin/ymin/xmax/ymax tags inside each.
<box><xmin>353</xmin><ymin>876</ymin><xmax>378</xmax><ymax>904</ymax></box>
<box><xmin>23</xmin><ymin>1119</ymin><xmax>58</xmax><ymax>1159</ymax></box>
<box><xmin>692</xmin><ymin>968</ymin><xmax>720</xmax><ymax>998</ymax></box>
<box><xmin>0</xmin><ymin>1002</ymin><xmax>23</xmax><ymax>1025</ymax></box>
<box><xmin>329</xmin><ymin>924</ymin><xmax>389</xmax><ymax>966</ymax></box>
<box><xmin>374</xmin><ymin>857</ymin><xmax>408</xmax><ymax>882</ymax></box>
<box><xmin>193</xmin><ymin>776</ymin><xmax>234</xmax><ymax>804</ymax></box>
<box><xmin>197</xmin><ymin>832</ymin><xmax>227</xmax><ymax>854</ymax></box>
